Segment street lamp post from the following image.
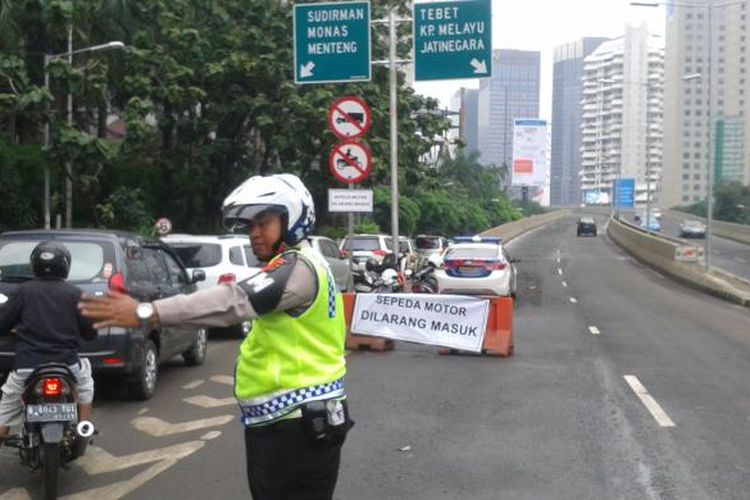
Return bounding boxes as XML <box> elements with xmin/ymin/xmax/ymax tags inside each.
<box><xmin>630</xmin><ymin>0</ymin><xmax>748</xmax><ymax>268</ymax></box>
<box><xmin>43</xmin><ymin>40</ymin><xmax>125</xmax><ymax>229</ymax></box>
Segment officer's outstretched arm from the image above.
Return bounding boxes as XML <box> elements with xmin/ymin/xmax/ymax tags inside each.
<box><xmin>153</xmin><ymin>253</ymin><xmax>317</xmax><ymax>328</ymax></box>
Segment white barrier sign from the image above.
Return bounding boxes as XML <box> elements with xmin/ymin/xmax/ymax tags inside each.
<box><xmin>351</xmin><ymin>294</ymin><xmax>490</xmax><ymax>352</ymax></box>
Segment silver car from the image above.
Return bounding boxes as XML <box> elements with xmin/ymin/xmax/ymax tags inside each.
<box><xmin>309</xmin><ymin>236</ymin><xmax>354</xmax><ymax>293</ymax></box>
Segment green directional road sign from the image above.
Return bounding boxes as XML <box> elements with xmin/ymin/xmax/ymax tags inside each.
<box><xmin>413</xmin><ymin>0</ymin><xmax>492</xmax><ymax>81</ymax></box>
<box><xmin>293</xmin><ymin>1</ymin><xmax>371</xmax><ymax>84</ymax></box>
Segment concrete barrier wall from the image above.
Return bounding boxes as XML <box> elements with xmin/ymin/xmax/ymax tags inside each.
<box><xmin>668</xmin><ymin>210</ymin><xmax>750</xmax><ymax>245</ymax></box>
<box><xmin>480</xmin><ymin>210</ymin><xmax>570</xmax><ymax>242</ymax></box>
<box><xmin>608</xmin><ymin>217</ymin><xmax>750</xmax><ymax>307</ymax></box>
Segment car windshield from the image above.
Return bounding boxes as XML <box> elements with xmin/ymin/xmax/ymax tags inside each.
<box><xmin>684</xmin><ymin>221</ymin><xmax>703</xmax><ymax>228</ymax></box>
<box><xmin>444</xmin><ymin>246</ymin><xmax>498</xmax><ymax>260</ymax></box>
<box><xmin>343</xmin><ymin>237</ymin><xmax>391</xmax><ymax>251</ymax></box>
<box><xmin>416</xmin><ymin>237</ymin><xmax>441</xmax><ymax>249</ymax></box>
<box><xmin>580</xmin><ymin>218</ymin><xmax>595</xmax><ymax>224</ymax></box>
<box><xmin>0</xmin><ymin>239</ymin><xmax>112</xmax><ymax>283</ymax></box>
<box><xmin>168</xmin><ymin>243</ymin><xmax>223</xmax><ymax>268</ymax></box>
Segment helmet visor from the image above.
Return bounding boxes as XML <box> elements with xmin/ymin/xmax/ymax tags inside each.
<box><xmin>222</xmin><ymin>204</ymin><xmax>287</xmax><ymax>233</ymax></box>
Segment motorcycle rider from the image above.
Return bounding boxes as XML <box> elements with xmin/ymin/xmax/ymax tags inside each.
<box><xmin>0</xmin><ymin>241</ymin><xmax>97</xmax><ymax>443</ymax></box>
<box><xmin>79</xmin><ymin>173</ymin><xmax>353</xmax><ymax>500</ymax></box>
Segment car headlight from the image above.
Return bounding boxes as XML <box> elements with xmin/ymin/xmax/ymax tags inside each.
<box><xmin>0</xmin><ymin>293</ymin><xmax>7</xmax><ymax>305</ymax></box>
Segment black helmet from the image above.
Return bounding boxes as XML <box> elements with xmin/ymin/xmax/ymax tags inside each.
<box><xmin>30</xmin><ymin>241</ymin><xmax>71</xmax><ymax>279</ymax></box>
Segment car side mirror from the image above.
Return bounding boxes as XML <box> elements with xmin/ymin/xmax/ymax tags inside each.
<box><xmin>191</xmin><ymin>269</ymin><xmax>206</xmax><ymax>283</ymax></box>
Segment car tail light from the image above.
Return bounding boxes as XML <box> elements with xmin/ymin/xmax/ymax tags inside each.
<box><xmin>109</xmin><ymin>272</ymin><xmax>126</xmax><ymax>293</ymax></box>
<box><xmin>444</xmin><ymin>259</ymin><xmax>464</xmax><ymax>269</ymax></box>
<box><xmin>483</xmin><ymin>260</ymin><xmax>507</xmax><ymax>271</ymax></box>
<box><xmin>217</xmin><ymin>273</ymin><xmax>236</xmax><ymax>284</ymax></box>
<box><xmin>372</xmin><ymin>250</ymin><xmax>387</xmax><ymax>257</ymax></box>
<box><xmin>42</xmin><ymin>378</ymin><xmax>62</xmax><ymax>397</ymax></box>
<box><xmin>103</xmin><ymin>357</ymin><xmax>124</xmax><ymax>366</ymax></box>
<box><xmin>340</xmin><ymin>249</ymin><xmax>351</xmax><ymax>258</ymax></box>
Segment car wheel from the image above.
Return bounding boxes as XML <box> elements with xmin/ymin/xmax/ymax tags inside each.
<box><xmin>183</xmin><ymin>328</ymin><xmax>208</xmax><ymax>366</ymax></box>
<box><xmin>130</xmin><ymin>339</ymin><xmax>158</xmax><ymax>400</ymax></box>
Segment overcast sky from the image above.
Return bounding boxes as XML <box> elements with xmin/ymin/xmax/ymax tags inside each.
<box><xmin>412</xmin><ymin>0</ymin><xmax>667</xmax><ymax>120</ymax></box>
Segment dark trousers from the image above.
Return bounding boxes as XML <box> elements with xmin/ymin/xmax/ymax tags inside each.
<box><xmin>245</xmin><ymin>419</ymin><xmax>346</xmax><ymax>500</ymax></box>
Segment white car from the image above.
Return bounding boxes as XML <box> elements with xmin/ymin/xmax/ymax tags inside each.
<box><xmin>339</xmin><ymin>234</ymin><xmax>394</xmax><ymax>269</ymax></box>
<box><xmin>162</xmin><ymin>234</ymin><xmax>261</xmax><ymax>337</ymax></box>
<box><xmin>434</xmin><ymin>237</ymin><xmax>519</xmax><ymax>298</ymax></box>
<box><xmin>309</xmin><ymin>236</ymin><xmax>354</xmax><ymax>292</ymax></box>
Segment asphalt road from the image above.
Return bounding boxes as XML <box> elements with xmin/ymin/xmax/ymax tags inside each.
<box><xmin>2</xmin><ymin>217</ymin><xmax>749</xmax><ymax>499</ymax></box>
<box><xmin>646</xmin><ymin>213</ymin><xmax>750</xmax><ymax>281</ymax></box>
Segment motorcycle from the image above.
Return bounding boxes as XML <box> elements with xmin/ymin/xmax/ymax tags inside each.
<box><xmin>4</xmin><ymin>362</ymin><xmax>95</xmax><ymax>500</ymax></box>
<box><xmin>410</xmin><ymin>263</ymin><xmax>439</xmax><ymax>294</ymax></box>
<box><xmin>354</xmin><ymin>256</ymin><xmax>405</xmax><ymax>293</ymax></box>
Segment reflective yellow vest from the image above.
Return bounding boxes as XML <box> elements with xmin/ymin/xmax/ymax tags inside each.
<box><xmin>234</xmin><ymin>246</ymin><xmax>346</xmax><ymax>426</ymax></box>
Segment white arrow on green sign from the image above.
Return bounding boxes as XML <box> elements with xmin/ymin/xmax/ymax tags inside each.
<box><xmin>413</xmin><ymin>0</ymin><xmax>492</xmax><ymax>81</ymax></box>
<box><xmin>293</xmin><ymin>1</ymin><xmax>371</xmax><ymax>84</ymax></box>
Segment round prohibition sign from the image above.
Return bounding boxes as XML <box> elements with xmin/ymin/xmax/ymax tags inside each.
<box><xmin>327</xmin><ymin>96</ymin><xmax>372</xmax><ymax>140</ymax></box>
<box><xmin>329</xmin><ymin>140</ymin><xmax>372</xmax><ymax>184</ymax></box>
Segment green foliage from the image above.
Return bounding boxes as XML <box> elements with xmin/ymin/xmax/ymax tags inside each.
<box><xmin>676</xmin><ymin>181</ymin><xmax>750</xmax><ymax>225</ymax></box>
<box><xmin>0</xmin><ymin>136</ymin><xmax>44</xmax><ymax>230</ymax></box>
<box><xmin>96</xmin><ymin>186</ymin><xmax>152</xmax><ymax>232</ymax></box>
<box><xmin>354</xmin><ymin>219</ymin><xmax>381</xmax><ymax>234</ymax></box>
<box><xmin>0</xmin><ymin>0</ymin><xmax>520</xmax><ymax>238</ymax></box>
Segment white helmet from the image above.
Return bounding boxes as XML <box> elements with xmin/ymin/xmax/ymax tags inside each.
<box><xmin>222</xmin><ymin>174</ymin><xmax>316</xmax><ymax>246</ymax></box>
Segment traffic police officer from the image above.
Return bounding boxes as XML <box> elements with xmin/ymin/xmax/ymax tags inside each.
<box><xmin>81</xmin><ymin>174</ymin><xmax>353</xmax><ymax>500</ymax></box>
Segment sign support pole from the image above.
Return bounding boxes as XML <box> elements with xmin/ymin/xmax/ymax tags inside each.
<box><xmin>388</xmin><ymin>8</ymin><xmax>399</xmax><ymax>257</ymax></box>
<box><xmin>348</xmin><ymin>183</ymin><xmax>354</xmax><ymax>276</ymax></box>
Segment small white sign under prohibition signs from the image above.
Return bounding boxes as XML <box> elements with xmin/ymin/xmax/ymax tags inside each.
<box><xmin>327</xmin><ymin>96</ymin><xmax>372</xmax><ymax>140</ymax></box>
<box><xmin>155</xmin><ymin>217</ymin><xmax>172</xmax><ymax>236</ymax></box>
<box><xmin>351</xmin><ymin>294</ymin><xmax>490</xmax><ymax>352</ymax></box>
<box><xmin>328</xmin><ymin>189</ymin><xmax>373</xmax><ymax>213</ymax></box>
<box><xmin>329</xmin><ymin>140</ymin><xmax>372</xmax><ymax>184</ymax></box>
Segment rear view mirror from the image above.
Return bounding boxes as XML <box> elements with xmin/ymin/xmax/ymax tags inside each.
<box><xmin>192</xmin><ymin>269</ymin><xmax>206</xmax><ymax>283</ymax></box>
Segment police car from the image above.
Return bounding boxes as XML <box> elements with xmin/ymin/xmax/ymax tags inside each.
<box><xmin>434</xmin><ymin>236</ymin><xmax>519</xmax><ymax>298</ymax></box>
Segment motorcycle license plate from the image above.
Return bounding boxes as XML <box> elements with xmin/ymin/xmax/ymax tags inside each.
<box><xmin>26</xmin><ymin>403</ymin><xmax>77</xmax><ymax>423</ymax></box>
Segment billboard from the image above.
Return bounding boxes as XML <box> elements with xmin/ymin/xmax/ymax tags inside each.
<box><xmin>511</xmin><ymin>119</ymin><xmax>548</xmax><ymax>187</ymax></box>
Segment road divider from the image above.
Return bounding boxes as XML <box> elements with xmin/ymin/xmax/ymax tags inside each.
<box><xmin>607</xmin><ymin>216</ymin><xmax>750</xmax><ymax>308</ymax></box>
<box><xmin>480</xmin><ymin>210</ymin><xmax>571</xmax><ymax>242</ymax></box>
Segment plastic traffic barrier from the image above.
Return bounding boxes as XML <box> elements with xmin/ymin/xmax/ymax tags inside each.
<box><xmin>341</xmin><ymin>293</ymin><xmax>395</xmax><ymax>352</ymax></box>
<box><xmin>439</xmin><ymin>296</ymin><xmax>514</xmax><ymax>357</ymax></box>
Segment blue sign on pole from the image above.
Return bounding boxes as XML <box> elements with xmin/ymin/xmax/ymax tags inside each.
<box><xmin>413</xmin><ymin>0</ymin><xmax>492</xmax><ymax>81</ymax></box>
<box><xmin>293</xmin><ymin>1</ymin><xmax>371</xmax><ymax>84</ymax></box>
<box><xmin>613</xmin><ymin>178</ymin><xmax>635</xmax><ymax>208</ymax></box>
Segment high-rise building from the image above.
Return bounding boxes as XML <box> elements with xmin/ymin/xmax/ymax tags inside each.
<box><xmin>453</xmin><ymin>88</ymin><xmax>479</xmax><ymax>154</ymax></box>
<box><xmin>550</xmin><ymin>37</ymin><xmax>609</xmax><ymax>206</ymax></box>
<box><xmin>477</xmin><ymin>49</ymin><xmax>541</xmax><ymax>174</ymax></box>
<box><xmin>662</xmin><ymin>0</ymin><xmax>750</xmax><ymax>208</ymax></box>
<box><xmin>579</xmin><ymin>24</ymin><xmax>664</xmax><ymax>206</ymax></box>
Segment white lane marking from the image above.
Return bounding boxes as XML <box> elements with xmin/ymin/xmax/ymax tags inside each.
<box><xmin>201</xmin><ymin>431</ymin><xmax>222</xmax><ymax>441</ymax></box>
<box><xmin>556</xmin><ymin>256</ymin><xmax>561</xmax><ymax>264</ymax></box>
<box><xmin>183</xmin><ymin>395</ymin><xmax>236</xmax><ymax>408</ymax></box>
<box><xmin>588</xmin><ymin>326</ymin><xmax>601</xmax><ymax>335</ymax></box>
<box><xmin>210</xmin><ymin>375</ymin><xmax>234</xmax><ymax>386</ymax></box>
<box><xmin>569</xmin><ymin>297</ymin><xmax>578</xmax><ymax>304</ymax></box>
<box><xmin>182</xmin><ymin>380</ymin><xmax>204</xmax><ymax>390</ymax></box>
<box><xmin>132</xmin><ymin>415</ymin><xmax>233</xmax><ymax>437</ymax></box>
<box><xmin>623</xmin><ymin>375</ymin><xmax>676</xmax><ymax>428</ymax></box>
<box><xmin>77</xmin><ymin>441</ymin><xmax>204</xmax><ymax>475</ymax></box>
<box><xmin>561</xmin><ymin>281</ymin><xmax>568</xmax><ymax>288</ymax></box>
<box><xmin>736</xmin><ymin>257</ymin><xmax>748</xmax><ymax>263</ymax></box>
<box><xmin>0</xmin><ymin>489</ymin><xmax>31</xmax><ymax>500</ymax></box>
<box><xmin>65</xmin><ymin>441</ymin><xmax>205</xmax><ymax>500</ymax></box>
<box><xmin>558</xmin><ymin>268</ymin><xmax>563</xmax><ymax>275</ymax></box>
<box><xmin>137</xmin><ymin>408</ymin><xmax>149</xmax><ymax>416</ymax></box>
